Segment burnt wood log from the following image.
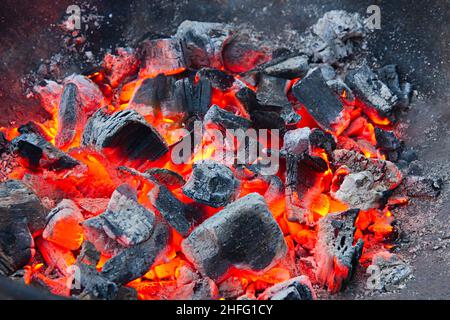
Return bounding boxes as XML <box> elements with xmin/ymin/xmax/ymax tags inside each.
<box><xmin>100</xmin><ymin>217</ymin><xmax>170</xmax><ymax>285</ymax></box>
<box><xmin>83</xmin><ymin>184</ymin><xmax>156</xmax><ymax>255</ymax></box>
<box><xmin>204</xmin><ymin>105</ymin><xmax>252</xmax><ymax>130</ymax></box>
<box><xmin>11</xmin><ymin>133</ymin><xmax>79</xmax><ymax>171</ymax></box>
<box><xmin>182</xmin><ymin>160</ymin><xmax>238</xmax><ymax>208</ymax></box>
<box><xmin>139</xmin><ymin>38</ymin><xmax>186</xmax><ymax>77</ymax></box>
<box><xmin>148</xmin><ymin>185</ymin><xmax>191</xmax><ymax>237</ymax></box>
<box><xmin>128</xmin><ymin>74</ymin><xmax>182</xmax><ymax>119</ymax></box>
<box><xmin>175</xmin><ymin>77</ymin><xmax>212</xmax><ymax>119</ymax></box>
<box><xmin>292</xmin><ymin>68</ymin><xmax>348</xmax><ymax>134</ymax></box>
<box><xmin>181</xmin><ymin>193</ymin><xmax>287</xmax><ymax>280</ymax></box>
<box><xmin>346</xmin><ymin>65</ymin><xmax>398</xmax><ymax>117</ymax></box>
<box><xmin>175</xmin><ymin>20</ymin><xmax>234</xmax><ymax>69</ymax></box>
<box><xmin>258</xmin><ymin>276</ymin><xmax>315</xmax><ymax>300</ymax></box>
<box><xmin>82</xmin><ymin>109</ymin><xmax>168</xmax><ymax>161</ymax></box>
<box><xmin>55</xmin><ymin>75</ymin><xmax>104</xmax><ymax>148</ymax></box>
<box><xmin>314</xmin><ymin>209</ymin><xmax>363</xmax><ymax>293</ymax></box>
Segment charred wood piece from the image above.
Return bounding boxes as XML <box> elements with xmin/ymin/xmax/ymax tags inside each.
<box><xmin>139</xmin><ymin>38</ymin><xmax>186</xmax><ymax>77</ymax></box>
<box><xmin>256</xmin><ymin>75</ymin><xmax>290</xmax><ymax>110</ymax></box>
<box><xmin>204</xmin><ymin>105</ymin><xmax>252</xmax><ymax>130</ymax></box>
<box><xmin>148</xmin><ymin>185</ymin><xmax>191</xmax><ymax>237</ymax></box>
<box><xmin>76</xmin><ymin>262</ymin><xmax>118</xmax><ymax>300</ymax></box>
<box><xmin>43</xmin><ymin>199</ymin><xmax>84</xmax><ymax>250</ymax></box>
<box><xmin>332</xmin><ymin>149</ymin><xmax>403</xmax><ymax>191</ymax></box>
<box><xmin>182</xmin><ymin>160</ymin><xmax>238</xmax><ymax>208</ymax></box>
<box><xmin>377</xmin><ymin>64</ymin><xmax>412</xmax><ymax>109</ymax></box>
<box><xmin>181</xmin><ymin>193</ymin><xmax>287</xmax><ymax>280</ymax></box>
<box><xmin>196</xmin><ymin>68</ymin><xmax>235</xmax><ymax>91</ymax></box>
<box><xmin>175</xmin><ymin>77</ymin><xmax>212</xmax><ymax>118</ymax></box>
<box><xmin>11</xmin><ymin>133</ymin><xmax>79</xmax><ymax>171</ymax></box>
<box><xmin>292</xmin><ymin>68</ymin><xmax>347</xmax><ymax>134</ymax></box>
<box><xmin>100</xmin><ymin>218</ymin><xmax>170</xmax><ymax>285</ymax></box>
<box><xmin>129</xmin><ymin>74</ymin><xmax>182</xmax><ymax>119</ymax></box>
<box><xmin>118</xmin><ymin>166</ymin><xmax>185</xmax><ymax>189</ymax></box>
<box><xmin>258</xmin><ymin>276</ymin><xmax>315</xmax><ymax>300</ymax></box>
<box><xmin>346</xmin><ymin>65</ymin><xmax>398</xmax><ymax>117</ymax></box>
<box><xmin>263</xmin><ymin>55</ymin><xmax>310</xmax><ymax>79</ymax></box>
<box><xmin>314</xmin><ymin>209</ymin><xmax>363</xmax><ymax>293</ymax></box>
<box><xmin>375</xmin><ymin>128</ymin><xmax>401</xmax><ymax>152</ymax></box>
<box><xmin>176</xmin><ymin>20</ymin><xmax>234</xmax><ymax>69</ymax></box>
<box><xmin>83</xmin><ymin>184</ymin><xmax>156</xmax><ymax>255</ymax></box>
<box><xmin>82</xmin><ymin>109</ymin><xmax>168</xmax><ymax>161</ymax></box>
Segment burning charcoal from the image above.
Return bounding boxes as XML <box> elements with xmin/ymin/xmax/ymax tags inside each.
<box><xmin>82</xmin><ymin>109</ymin><xmax>168</xmax><ymax>161</ymax></box>
<box><xmin>196</xmin><ymin>68</ymin><xmax>235</xmax><ymax>91</ymax></box>
<box><xmin>182</xmin><ymin>160</ymin><xmax>238</xmax><ymax>208</ymax></box>
<box><xmin>175</xmin><ymin>77</ymin><xmax>212</xmax><ymax>118</ymax></box>
<box><xmin>77</xmin><ymin>241</ymin><xmax>101</xmax><ymax>267</ymax></box>
<box><xmin>139</xmin><ymin>38</ymin><xmax>186</xmax><ymax>77</ymax></box>
<box><xmin>174</xmin><ymin>277</ymin><xmax>219</xmax><ymax>300</ymax></box>
<box><xmin>314</xmin><ymin>209</ymin><xmax>364</xmax><ymax>293</ymax></box>
<box><xmin>101</xmin><ymin>218</ymin><xmax>170</xmax><ymax>285</ymax></box>
<box><xmin>204</xmin><ymin>105</ymin><xmax>252</xmax><ymax>130</ymax></box>
<box><xmin>11</xmin><ymin>133</ymin><xmax>80</xmax><ymax>171</ymax></box>
<box><xmin>181</xmin><ymin>193</ymin><xmax>287</xmax><ymax>280</ymax></box>
<box><xmin>43</xmin><ymin>199</ymin><xmax>84</xmax><ymax>250</ymax></box>
<box><xmin>102</xmin><ymin>47</ymin><xmax>139</xmax><ymax>88</ymax></box>
<box><xmin>83</xmin><ymin>184</ymin><xmax>156</xmax><ymax>255</ymax></box>
<box><xmin>300</xmin><ymin>10</ymin><xmax>365</xmax><ymax>65</ymax></box>
<box><xmin>263</xmin><ymin>55</ymin><xmax>310</xmax><ymax>79</ymax></box>
<box><xmin>118</xmin><ymin>166</ymin><xmax>186</xmax><ymax>189</ymax></box>
<box><xmin>256</xmin><ymin>75</ymin><xmax>290</xmax><ymax>110</ymax></box>
<box><xmin>176</xmin><ymin>21</ymin><xmax>234</xmax><ymax>69</ymax></box>
<box><xmin>128</xmin><ymin>74</ymin><xmax>182</xmax><ymax>119</ymax></box>
<box><xmin>218</xmin><ymin>276</ymin><xmax>244</xmax><ymax>299</ymax></box>
<box><xmin>33</xmin><ymin>80</ymin><xmax>63</xmax><ymax>115</ymax></box>
<box><xmin>148</xmin><ymin>185</ymin><xmax>191</xmax><ymax>236</ymax></box>
<box><xmin>375</xmin><ymin>128</ymin><xmax>401</xmax><ymax>152</ymax></box>
<box><xmin>346</xmin><ymin>65</ymin><xmax>398</xmax><ymax>117</ymax></box>
<box><xmin>377</xmin><ymin>64</ymin><xmax>412</xmax><ymax>109</ymax></box>
<box><xmin>55</xmin><ymin>75</ymin><xmax>104</xmax><ymax>148</ymax></box>
<box><xmin>327</xmin><ymin>79</ymin><xmax>355</xmax><ymax>102</ymax></box>
<box><xmin>222</xmin><ymin>33</ymin><xmax>270</xmax><ymax>73</ymax></box>
<box><xmin>0</xmin><ymin>220</ymin><xmax>34</xmax><ymax>276</ymax></box>
<box><xmin>258</xmin><ymin>276</ymin><xmax>315</xmax><ymax>300</ymax></box>
<box><xmin>369</xmin><ymin>251</ymin><xmax>412</xmax><ymax>291</ymax></box>
<box><xmin>249</xmin><ymin>110</ymin><xmax>286</xmax><ymax>131</ymax></box>
<box><xmin>0</xmin><ymin>180</ymin><xmax>47</xmax><ymax>233</ymax></box>
<box><xmin>309</xmin><ymin>128</ymin><xmax>336</xmax><ymax>156</ymax></box>
<box><xmin>37</xmin><ymin>238</ymin><xmax>76</xmax><ymax>276</ymax></box>
<box><xmin>292</xmin><ymin>68</ymin><xmax>348</xmax><ymax>134</ymax></box>
<box><xmin>331</xmin><ymin>171</ymin><xmax>383</xmax><ymax>210</ymax></box>
<box><xmin>282</xmin><ymin>127</ymin><xmax>311</xmax><ymax>156</ymax></box>
<box><xmin>332</xmin><ymin>149</ymin><xmax>403</xmax><ymax>191</ymax></box>
<box><xmin>76</xmin><ymin>262</ymin><xmax>118</xmax><ymax>300</ymax></box>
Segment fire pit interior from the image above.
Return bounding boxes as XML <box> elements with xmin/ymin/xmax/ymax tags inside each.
<box><xmin>0</xmin><ymin>0</ymin><xmax>448</xmax><ymax>300</ymax></box>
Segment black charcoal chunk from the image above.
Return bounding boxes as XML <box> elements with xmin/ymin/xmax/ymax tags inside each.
<box><xmin>11</xmin><ymin>133</ymin><xmax>79</xmax><ymax>170</ymax></box>
<box><xmin>175</xmin><ymin>78</ymin><xmax>212</xmax><ymax>118</ymax></box>
<box><xmin>182</xmin><ymin>160</ymin><xmax>238</xmax><ymax>208</ymax></box>
<box><xmin>314</xmin><ymin>209</ymin><xmax>363</xmax><ymax>293</ymax></box>
<box><xmin>256</xmin><ymin>75</ymin><xmax>290</xmax><ymax>109</ymax></box>
<box><xmin>377</xmin><ymin>64</ymin><xmax>412</xmax><ymax>108</ymax></box>
<box><xmin>56</xmin><ymin>83</ymin><xmax>80</xmax><ymax>148</ymax></box>
<box><xmin>309</xmin><ymin>128</ymin><xmax>336</xmax><ymax>155</ymax></box>
<box><xmin>83</xmin><ymin>184</ymin><xmax>156</xmax><ymax>255</ymax></box>
<box><xmin>129</xmin><ymin>74</ymin><xmax>182</xmax><ymax>118</ymax></box>
<box><xmin>327</xmin><ymin>79</ymin><xmax>355</xmax><ymax>101</ymax></box>
<box><xmin>149</xmin><ymin>185</ymin><xmax>191</xmax><ymax>237</ymax></box>
<box><xmin>249</xmin><ymin>110</ymin><xmax>286</xmax><ymax>131</ymax></box>
<box><xmin>82</xmin><ymin>109</ymin><xmax>168</xmax><ymax>161</ymax></box>
<box><xmin>176</xmin><ymin>20</ymin><xmax>234</xmax><ymax>69</ymax></box>
<box><xmin>0</xmin><ymin>220</ymin><xmax>34</xmax><ymax>276</ymax></box>
<box><xmin>101</xmin><ymin>218</ymin><xmax>170</xmax><ymax>285</ymax></box>
<box><xmin>139</xmin><ymin>38</ymin><xmax>186</xmax><ymax>77</ymax></box>
<box><xmin>259</xmin><ymin>276</ymin><xmax>315</xmax><ymax>300</ymax></box>
<box><xmin>263</xmin><ymin>55</ymin><xmax>310</xmax><ymax>79</ymax></box>
<box><xmin>0</xmin><ymin>132</ymin><xmax>8</xmax><ymax>154</ymax></box>
<box><xmin>0</xmin><ymin>180</ymin><xmax>47</xmax><ymax>233</ymax></box>
<box><xmin>182</xmin><ymin>193</ymin><xmax>287</xmax><ymax>280</ymax></box>
<box><xmin>76</xmin><ymin>262</ymin><xmax>118</xmax><ymax>300</ymax></box>
<box><xmin>375</xmin><ymin>128</ymin><xmax>401</xmax><ymax>152</ymax></box>
<box><xmin>346</xmin><ymin>65</ymin><xmax>398</xmax><ymax>117</ymax></box>
<box><xmin>204</xmin><ymin>105</ymin><xmax>252</xmax><ymax>130</ymax></box>
<box><xmin>292</xmin><ymin>68</ymin><xmax>345</xmax><ymax>132</ymax></box>
<box><xmin>196</xmin><ymin>68</ymin><xmax>235</xmax><ymax>91</ymax></box>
